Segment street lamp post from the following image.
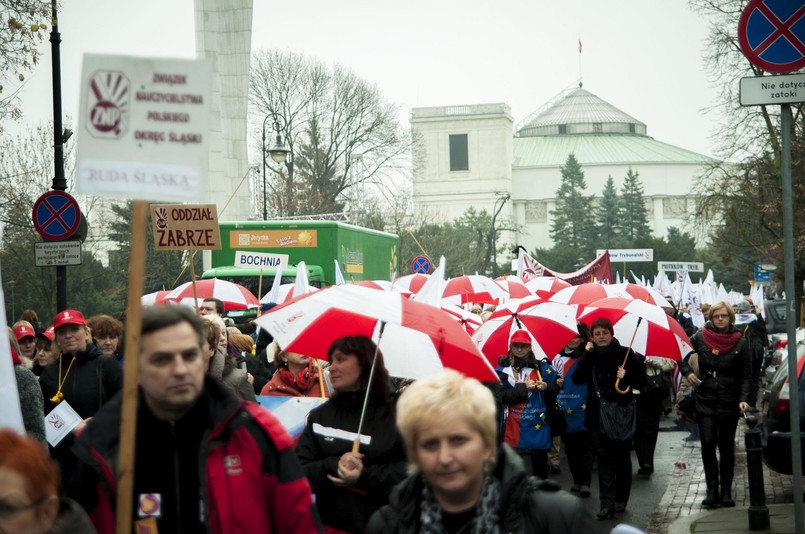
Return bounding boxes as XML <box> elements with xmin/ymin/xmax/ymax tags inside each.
<box><xmin>489</xmin><ymin>193</ymin><xmax>511</xmax><ymax>277</ymax></box>
<box><xmin>260</xmin><ymin>115</ymin><xmax>271</xmax><ymax>221</ymax></box>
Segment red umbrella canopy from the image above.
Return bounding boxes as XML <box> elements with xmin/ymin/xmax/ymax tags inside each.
<box><xmin>442</xmin><ymin>275</ymin><xmax>508</xmax><ymax>306</ymax></box>
<box><xmin>471</xmin><ymin>299</ymin><xmax>579</xmax><ymax>366</ymax></box>
<box><xmin>494</xmin><ymin>275</ymin><xmax>533</xmax><ymax>300</ymax></box>
<box><xmin>255</xmin><ymin>285</ymin><xmax>498</xmax><ymax>382</ymax></box>
<box><xmin>392</xmin><ymin>274</ymin><xmax>430</xmax><ymax>294</ymax></box>
<box><xmin>609</xmin><ymin>283</ymin><xmax>672</xmax><ymax>308</ymax></box>
<box><xmin>141</xmin><ymin>290</ymin><xmax>171</xmax><ymax>306</ymax></box>
<box><xmin>578</xmin><ymin>297</ymin><xmax>693</xmax><ymax>360</ymax></box>
<box><xmin>353</xmin><ymin>280</ymin><xmax>394</xmax><ymax>291</ymax></box>
<box><xmin>524</xmin><ymin>276</ymin><xmax>572</xmax><ymax>299</ymax></box>
<box><xmin>164</xmin><ymin>278</ymin><xmax>260</xmax><ymax>310</ymax></box>
<box><xmin>441</xmin><ymin>305</ymin><xmax>484</xmax><ymax>335</ymax></box>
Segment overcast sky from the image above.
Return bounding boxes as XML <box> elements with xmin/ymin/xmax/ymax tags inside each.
<box><xmin>12</xmin><ymin>0</ymin><xmax>722</xmax><ymax>157</ymax></box>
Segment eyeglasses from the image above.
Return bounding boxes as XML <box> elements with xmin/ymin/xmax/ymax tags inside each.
<box><xmin>712</xmin><ymin>314</ymin><xmax>730</xmax><ymax>320</ymax></box>
<box><xmin>0</xmin><ymin>496</ymin><xmax>47</xmax><ymax>518</ymax></box>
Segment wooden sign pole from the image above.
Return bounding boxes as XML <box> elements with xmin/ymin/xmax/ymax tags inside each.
<box><xmin>115</xmin><ymin>200</ymin><xmax>148</xmax><ymax>534</ymax></box>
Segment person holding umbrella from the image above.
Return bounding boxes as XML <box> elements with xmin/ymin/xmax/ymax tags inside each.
<box><xmin>496</xmin><ymin>329</ymin><xmax>560</xmax><ymax>480</ymax></box>
<box><xmin>571</xmin><ymin>317</ymin><xmax>645</xmax><ymax>520</ymax></box>
<box><xmin>261</xmin><ymin>342</ymin><xmax>330</xmax><ymax>397</ymax></box>
<box><xmin>366</xmin><ymin>370</ymin><xmax>596</xmax><ymax>533</ymax></box>
<box><xmin>295</xmin><ymin>335</ymin><xmax>407</xmax><ymax>533</ymax></box>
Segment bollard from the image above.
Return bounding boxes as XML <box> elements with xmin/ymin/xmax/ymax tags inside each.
<box><xmin>744</xmin><ymin>414</ymin><xmax>770</xmax><ymax>530</ymax></box>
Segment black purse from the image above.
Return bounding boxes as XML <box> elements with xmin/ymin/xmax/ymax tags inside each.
<box><xmin>592</xmin><ymin>373</ymin><xmax>636</xmax><ymax>442</ymax></box>
<box><xmin>545</xmin><ymin>391</ymin><xmax>567</xmax><ymax>437</ymax></box>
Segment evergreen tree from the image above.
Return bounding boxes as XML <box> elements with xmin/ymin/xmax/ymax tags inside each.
<box><xmin>619</xmin><ymin>168</ymin><xmax>652</xmax><ymax>240</ymax></box>
<box><xmin>549</xmin><ymin>154</ymin><xmax>597</xmax><ymax>254</ymax></box>
<box><xmin>597</xmin><ymin>175</ymin><xmax>622</xmax><ymax>246</ymax></box>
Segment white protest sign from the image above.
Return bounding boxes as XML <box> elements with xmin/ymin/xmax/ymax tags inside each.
<box><xmin>75</xmin><ymin>54</ymin><xmax>212</xmax><ymax>202</ymax></box>
<box><xmin>44</xmin><ymin>401</ymin><xmax>83</xmax><ymax>447</ymax></box>
<box><xmin>0</xmin><ymin>224</ymin><xmax>25</xmax><ymax>434</ymax></box>
<box><xmin>234</xmin><ymin>250</ymin><xmax>288</xmax><ymax>270</ymax></box>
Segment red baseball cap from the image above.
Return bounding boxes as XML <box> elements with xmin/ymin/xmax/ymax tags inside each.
<box><xmin>12</xmin><ymin>325</ymin><xmax>35</xmax><ymax>341</ymax></box>
<box><xmin>53</xmin><ymin>309</ymin><xmax>87</xmax><ymax>331</ymax></box>
<box><xmin>36</xmin><ymin>326</ymin><xmax>55</xmax><ymax>342</ymax></box>
<box><xmin>509</xmin><ymin>329</ymin><xmax>531</xmax><ymax>345</ymax></box>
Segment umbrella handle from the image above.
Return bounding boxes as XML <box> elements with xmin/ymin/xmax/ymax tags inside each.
<box><xmin>353</xmin><ymin>321</ymin><xmax>387</xmax><ymax>454</ymax></box>
<box><xmin>614</xmin><ymin>317</ymin><xmax>642</xmax><ymax>395</ymax></box>
<box><xmin>315</xmin><ymin>359</ymin><xmax>326</xmax><ymax>398</ymax></box>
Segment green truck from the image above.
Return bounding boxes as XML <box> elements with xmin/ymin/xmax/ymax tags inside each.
<box><xmin>201</xmin><ymin>221</ymin><xmax>399</xmax><ymax>300</ymax></box>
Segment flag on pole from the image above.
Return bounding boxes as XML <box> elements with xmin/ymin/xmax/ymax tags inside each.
<box><xmin>578</xmin><ymin>39</ymin><xmax>583</xmax><ymax>54</ymax></box>
<box><xmin>334</xmin><ymin>259</ymin><xmax>346</xmax><ymax>286</ymax></box>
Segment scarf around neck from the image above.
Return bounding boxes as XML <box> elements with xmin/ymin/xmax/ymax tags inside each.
<box><xmin>419</xmin><ymin>472</ymin><xmax>501</xmax><ymax>534</ymax></box>
<box><xmin>702</xmin><ymin>326</ymin><xmax>742</xmax><ymax>356</ymax></box>
<box><xmin>277</xmin><ymin>361</ymin><xmax>317</xmax><ymax>393</ymax></box>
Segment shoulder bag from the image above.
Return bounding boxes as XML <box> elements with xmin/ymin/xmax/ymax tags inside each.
<box><xmin>592</xmin><ymin>372</ymin><xmax>636</xmax><ymax>442</ymax></box>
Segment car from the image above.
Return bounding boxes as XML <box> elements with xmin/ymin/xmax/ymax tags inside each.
<box><xmin>764</xmin><ymin>299</ymin><xmax>789</xmax><ymax>335</ymax></box>
<box><xmin>760</xmin><ymin>340</ymin><xmax>805</xmax><ymax>475</ymax></box>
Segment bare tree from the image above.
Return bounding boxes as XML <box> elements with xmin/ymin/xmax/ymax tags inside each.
<box><xmin>0</xmin><ymin>0</ymin><xmax>50</xmax><ymax>127</ymax></box>
<box><xmin>249</xmin><ymin>49</ymin><xmax>409</xmax><ymax>217</ymax></box>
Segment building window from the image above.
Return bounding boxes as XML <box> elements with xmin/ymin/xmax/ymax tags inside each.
<box><xmin>558</xmin><ymin>124</ymin><xmax>567</xmax><ymax>134</ymax></box>
<box><xmin>449</xmin><ymin>134</ymin><xmax>469</xmax><ymax>171</ymax></box>
<box><xmin>525</xmin><ymin>201</ymin><xmax>548</xmax><ymax>223</ymax></box>
<box><xmin>629</xmin><ymin>123</ymin><xmax>636</xmax><ymax>133</ymax></box>
<box><xmin>593</xmin><ymin>122</ymin><xmax>603</xmax><ymax>133</ymax></box>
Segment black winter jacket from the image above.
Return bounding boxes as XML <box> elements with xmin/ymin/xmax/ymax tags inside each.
<box><xmin>365</xmin><ymin>444</ymin><xmax>597</xmax><ymax>534</ymax></box>
<box><xmin>680</xmin><ymin>323</ymin><xmax>752</xmax><ymax>417</ymax></box>
<box><xmin>570</xmin><ymin>338</ymin><xmax>646</xmax><ymax>432</ymax></box>
<box><xmin>296</xmin><ymin>389</ymin><xmax>407</xmax><ymax>533</ymax></box>
<box><xmin>40</xmin><ymin>343</ymin><xmax>122</xmax><ymax>419</ymax></box>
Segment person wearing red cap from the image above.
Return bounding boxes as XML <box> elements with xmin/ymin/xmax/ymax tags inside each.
<box><xmin>495</xmin><ymin>329</ymin><xmax>560</xmax><ymax>480</ymax></box>
<box><xmin>12</xmin><ymin>323</ymin><xmax>37</xmax><ymax>363</ymax></box>
<box><xmin>39</xmin><ymin>309</ymin><xmax>123</xmax><ymax>488</ymax></box>
<box><xmin>31</xmin><ymin>327</ymin><xmax>57</xmax><ymax>377</ymax></box>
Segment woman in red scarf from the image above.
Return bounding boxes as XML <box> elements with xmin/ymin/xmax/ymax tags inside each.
<box><xmin>261</xmin><ymin>343</ymin><xmax>330</xmax><ymax>397</ymax></box>
<box><xmin>680</xmin><ymin>301</ymin><xmax>751</xmax><ymax>509</ymax></box>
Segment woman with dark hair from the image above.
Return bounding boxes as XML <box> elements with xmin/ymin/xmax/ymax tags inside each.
<box><xmin>571</xmin><ymin>317</ymin><xmax>645</xmax><ymax>520</ymax></box>
<box><xmin>295</xmin><ymin>335</ymin><xmax>407</xmax><ymax>533</ymax></box>
<box><xmin>554</xmin><ymin>322</ymin><xmax>594</xmax><ymax>497</ymax></box>
<box><xmin>86</xmin><ymin>314</ymin><xmax>124</xmax><ymax>361</ymax></box>
<box><xmin>680</xmin><ymin>301</ymin><xmax>751</xmax><ymax>508</ymax></box>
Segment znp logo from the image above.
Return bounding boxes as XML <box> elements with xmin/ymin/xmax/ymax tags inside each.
<box><xmin>86</xmin><ymin>70</ymin><xmax>130</xmax><ymax>138</ymax></box>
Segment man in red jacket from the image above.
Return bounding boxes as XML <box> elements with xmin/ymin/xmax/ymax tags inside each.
<box><xmin>69</xmin><ymin>305</ymin><xmax>322</xmax><ymax>533</ymax></box>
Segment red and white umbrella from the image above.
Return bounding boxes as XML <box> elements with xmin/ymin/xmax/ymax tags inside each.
<box><xmin>471</xmin><ymin>298</ymin><xmax>579</xmax><ymax>366</ymax></box>
<box><xmin>164</xmin><ymin>278</ymin><xmax>260</xmax><ymax>310</ymax></box>
<box><xmin>141</xmin><ymin>290</ymin><xmax>171</xmax><ymax>306</ymax></box>
<box><xmin>392</xmin><ymin>273</ymin><xmax>430</xmax><ymax>294</ymax></box>
<box><xmin>441</xmin><ymin>305</ymin><xmax>484</xmax><ymax>335</ymax></box>
<box><xmin>255</xmin><ymin>284</ymin><xmax>498</xmax><ymax>382</ymax></box>
<box><xmin>442</xmin><ymin>275</ymin><xmax>508</xmax><ymax>306</ymax></box>
<box><xmin>353</xmin><ymin>280</ymin><xmax>394</xmax><ymax>291</ymax></box>
<box><xmin>495</xmin><ymin>276</ymin><xmax>533</xmax><ymax>300</ymax></box>
<box><xmin>261</xmin><ymin>283</ymin><xmax>320</xmax><ymax>304</ymax></box>
<box><xmin>578</xmin><ymin>297</ymin><xmax>693</xmax><ymax>360</ymax></box>
<box><xmin>550</xmin><ymin>282</ymin><xmax>672</xmax><ymax>308</ymax></box>
<box><xmin>524</xmin><ymin>276</ymin><xmax>572</xmax><ymax>299</ymax></box>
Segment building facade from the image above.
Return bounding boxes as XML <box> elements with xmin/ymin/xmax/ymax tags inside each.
<box><xmin>411</xmin><ymin>86</ymin><xmax>714</xmax><ymax>255</ymax></box>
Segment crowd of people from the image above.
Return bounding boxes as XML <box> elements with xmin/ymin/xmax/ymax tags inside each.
<box><xmin>0</xmin><ymin>291</ymin><xmax>768</xmax><ymax>532</ymax></box>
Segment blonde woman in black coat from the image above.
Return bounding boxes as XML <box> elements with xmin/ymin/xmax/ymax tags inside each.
<box><xmin>680</xmin><ymin>301</ymin><xmax>751</xmax><ymax>508</ymax></box>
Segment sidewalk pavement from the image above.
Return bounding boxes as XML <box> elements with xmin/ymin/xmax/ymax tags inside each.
<box><xmin>647</xmin><ymin>418</ymin><xmax>802</xmax><ymax>534</ymax></box>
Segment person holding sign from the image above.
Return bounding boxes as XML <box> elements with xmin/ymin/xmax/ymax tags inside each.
<box><xmin>39</xmin><ymin>309</ymin><xmax>123</xmax><ymax>488</ymax></box>
<box><xmin>68</xmin><ymin>305</ymin><xmax>321</xmax><ymax>533</ymax></box>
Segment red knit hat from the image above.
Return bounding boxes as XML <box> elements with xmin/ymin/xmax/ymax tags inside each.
<box><xmin>509</xmin><ymin>329</ymin><xmax>531</xmax><ymax>345</ymax></box>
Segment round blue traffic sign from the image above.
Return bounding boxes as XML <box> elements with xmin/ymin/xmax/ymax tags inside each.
<box><xmin>739</xmin><ymin>0</ymin><xmax>805</xmax><ymax>73</ymax></box>
<box><xmin>32</xmin><ymin>191</ymin><xmax>81</xmax><ymax>241</ymax></box>
<box><xmin>411</xmin><ymin>255</ymin><xmax>432</xmax><ymax>274</ymax></box>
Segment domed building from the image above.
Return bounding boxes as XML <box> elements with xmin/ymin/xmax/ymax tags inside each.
<box><xmin>410</xmin><ymin>85</ymin><xmax>714</xmax><ymax>254</ymax></box>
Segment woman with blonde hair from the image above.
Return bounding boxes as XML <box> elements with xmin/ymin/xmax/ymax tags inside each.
<box><xmin>680</xmin><ymin>300</ymin><xmax>751</xmax><ymax>508</ymax></box>
<box><xmin>366</xmin><ymin>370</ymin><xmax>595</xmax><ymax>533</ymax></box>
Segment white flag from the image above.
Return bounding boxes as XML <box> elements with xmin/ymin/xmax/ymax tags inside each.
<box><xmin>0</xmin><ymin>224</ymin><xmax>25</xmax><ymax>433</ymax></box>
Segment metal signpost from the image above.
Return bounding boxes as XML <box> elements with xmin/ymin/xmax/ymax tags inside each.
<box><xmin>738</xmin><ymin>1</ymin><xmax>805</xmax><ymax>531</ymax></box>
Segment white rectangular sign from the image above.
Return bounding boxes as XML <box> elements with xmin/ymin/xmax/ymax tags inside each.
<box><xmin>740</xmin><ymin>74</ymin><xmax>805</xmax><ymax>106</ymax></box>
<box><xmin>75</xmin><ymin>54</ymin><xmax>212</xmax><ymax>202</ymax></box>
<box><xmin>596</xmin><ymin>249</ymin><xmax>654</xmax><ymax>262</ymax></box>
<box><xmin>35</xmin><ymin>241</ymin><xmax>83</xmax><ymax>267</ymax></box>
<box><xmin>657</xmin><ymin>261</ymin><xmax>704</xmax><ymax>272</ymax></box>
<box><xmin>234</xmin><ymin>250</ymin><xmax>289</xmax><ymax>270</ymax></box>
